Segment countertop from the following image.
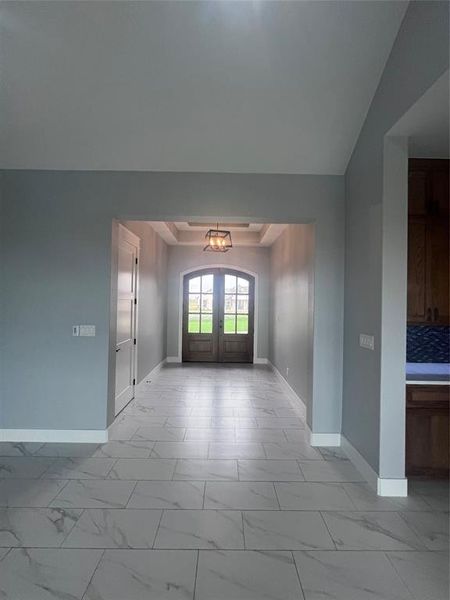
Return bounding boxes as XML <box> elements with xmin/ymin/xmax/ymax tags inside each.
<box><xmin>406</xmin><ymin>362</ymin><xmax>450</xmax><ymax>385</ymax></box>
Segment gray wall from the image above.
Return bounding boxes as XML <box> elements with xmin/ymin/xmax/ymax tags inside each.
<box><xmin>122</xmin><ymin>221</ymin><xmax>168</xmax><ymax>382</ymax></box>
<box><xmin>343</xmin><ymin>1</ymin><xmax>449</xmax><ymax>473</ymax></box>
<box><xmin>166</xmin><ymin>245</ymin><xmax>270</xmax><ymax>360</ymax></box>
<box><xmin>269</xmin><ymin>225</ymin><xmax>315</xmax><ymax>417</ymax></box>
<box><xmin>0</xmin><ymin>171</ymin><xmax>344</xmax><ymax>432</ymax></box>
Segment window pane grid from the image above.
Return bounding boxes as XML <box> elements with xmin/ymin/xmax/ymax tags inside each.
<box><xmin>188</xmin><ymin>273</ymin><xmax>249</xmax><ymax>335</ymax></box>
<box><xmin>223</xmin><ymin>277</ymin><xmax>249</xmax><ymax>335</ymax></box>
<box><xmin>188</xmin><ymin>274</ymin><xmax>215</xmax><ymax>333</ymax></box>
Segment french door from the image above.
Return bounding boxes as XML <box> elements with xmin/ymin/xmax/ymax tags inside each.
<box><xmin>182</xmin><ymin>268</ymin><xmax>254</xmax><ymax>363</ymax></box>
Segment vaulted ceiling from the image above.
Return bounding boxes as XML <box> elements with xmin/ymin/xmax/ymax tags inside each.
<box><xmin>0</xmin><ymin>1</ymin><xmax>407</xmax><ymax>174</ymax></box>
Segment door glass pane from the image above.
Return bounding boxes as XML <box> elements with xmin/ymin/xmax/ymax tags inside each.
<box><xmin>188</xmin><ymin>314</ymin><xmax>200</xmax><ymax>333</ymax></box>
<box><xmin>201</xmin><ymin>313</ymin><xmax>213</xmax><ymax>333</ymax></box>
<box><xmin>201</xmin><ymin>294</ymin><xmax>213</xmax><ymax>313</ymax></box>
<box><xmin>224</xmin><ymin>314</ymin><xmax>236</xmax><ymax>334</ymax></box>
<box><xmin>189</xmin><ymin>277</ymin><xmax>201</xmax><ymax>293</ymax></box>
<box><xmin>224</xmin><ymin>294</ymin><xmax>236</xmax><ymax>313</ymax></box>
<box><xmin>236</xmin><ymin>295</ymin><xmax>249</xmax><ymax>314</ymax></box>
<box><xmin>237</xmin><ymin>277</ymin><xmax>249</xmax><ymax>294</ymax></box>
<box><xmin>225</xmin><ymin>275</ymin><xmax>236</xmax><ymax>294</ymax></box>
<box><xmin>189</xmin><ymin>294</ymin><xmax>200</xmax><ymax>312</ymax></box>
<box><xmin>202</xmin><ymin>274</ymin><xmax>214</xmax><ymax>293</ymax></box>
<box><xmin>236</xmin><ymin>314</ymin><xmax>248</xmax><ymax>334</ymax></box>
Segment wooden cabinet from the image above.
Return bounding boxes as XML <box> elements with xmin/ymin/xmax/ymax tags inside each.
<box><xmin>407</xmin><ymin>159</ymin><xmax>449</xmax><ymax>325</ymax></box>
<box><xmin>407</xmin><ymin>219</ymin><xmax>427</xmax><ymax>322</ymax></box>
<box><xmin>406</xmin><ymin>385</ymin><xmax>449</xmax><ymax>478</ymax></box>
<box><xmin>409</xmin><ymin>159</ymin><xmax>449</xmax><ymax>218</ymax></box>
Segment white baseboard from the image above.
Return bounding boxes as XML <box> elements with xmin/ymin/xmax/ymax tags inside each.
<box><xmin>166</xmin><ymin>356</ymin><xmax>182</xmax><ymax>363</ymax></box>
<box><xmin>137</xmin><ymin>359</ymin><xmax>167</xmax><ymax>387</ymax></box>
<box><xmin>168</xmin><ymin>356</ymin><xmax>267</xmax><ymax>365</ymax></box>
<box><xmin>269</xmin><ymin>362</ymin><xmax>307</xmax><ymax>420</ymax></box>
<box><xmin>0</xmin><ymin>429</ymin><xmax>108</xmax><ymax>444</ymax></box>
<box><xmin>307</xmin><ymin>427</ymin><xmax>341</xmax><ymax>447</ymax></box>
<box><xmin>341</xmin><ymin>435</ymin><xmax>378</xmax><ymax>490</ymax></box>
<box><xmin>377</xmin><ymin>478</ymin><xmax>408</xmax><ymax>497</ymax></box>
<box><xmin>341</xmin><ymin>435</ymin><xmax>407</xmax><ymax>497</ymax></box>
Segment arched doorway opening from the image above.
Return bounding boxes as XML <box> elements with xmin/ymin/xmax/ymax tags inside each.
<box><xmin>182</xmin><ymin>268</ymin><xmax>255</xmax><ymax>362</ymax></box>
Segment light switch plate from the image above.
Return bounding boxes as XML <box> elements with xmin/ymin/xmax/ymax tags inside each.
<box><xmin>360</xmin><ymin>334</ymin><xmax>374</xmax><ymax>350</ymax></box>
<box><xmin>72</xmin><ymin>325</ymin><xmax>79</xmax><ymax>337</ymax></box>
<box><xmin>79</xmin><ymin>325</ymin><xmax>96</xmax><ymax>337</ymax></box>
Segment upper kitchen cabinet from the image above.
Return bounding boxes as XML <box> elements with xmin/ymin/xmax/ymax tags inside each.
<box><xmin>407</xmin><ymin>159</ymin><xmax>449</xmax><ymax>325</ymax></box>
<box><xmin>408</xmin><ymin>159</ymin><xmax>449</xmax><ymax>217</ymax></box>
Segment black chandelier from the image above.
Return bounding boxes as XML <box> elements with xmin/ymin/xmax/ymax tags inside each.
<box><xmin>203</xmin><ymin>223</ymin><xmax>233</xmax><ymax>252</ymax></box>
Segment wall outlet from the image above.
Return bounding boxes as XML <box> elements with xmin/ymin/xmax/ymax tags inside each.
<box><xmin>359</xmin><ymin>334</ymin><xmax>375</xmax><ymax>350</ymax></box>
<box><xmin>79</xmin><ymin>325</ymin><xmax>96</xmax><ymax>337</ymax></box>
<box><xmin>72</xmin><ymin>325</ymin><xmax>79</xmax><ymax>336</ymax></box>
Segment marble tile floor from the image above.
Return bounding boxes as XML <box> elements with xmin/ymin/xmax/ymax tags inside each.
<box><xmin>0</xmin><ymin>364</ymin><xmax>448</xmax><ymax>599</ymax></box>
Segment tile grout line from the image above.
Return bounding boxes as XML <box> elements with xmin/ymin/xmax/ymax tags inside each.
<box><xmin>291</xmin><ymin>550</ymin><xmax>308</xmax><ymax>600</ymax></box>
<box><xmin>272</xmin><ymin>482</ymin><xmax>282</xmax><ymax>511</ymax></box>
<box><xmin>124</xmin><ymin>480</ymin><xmax>140</xmax><ymax>508</ymax></box>
<box><xmin>152</xmin><ymin>508</ymin><xmax>166</xmax><ymax>549</ymax></box>
<box><xmin>318</xmin><ymin>511</ymin><xmax>338</xmax><ymax>550</ymax></box>
<box><xmin>384</xmin><ymin>550</ymin><xmax>418</xmax><ymax>599</ymax></box>
<box><xmin>241</xmin><ymin>510</ymin><xmax>247</xmax><ymax>550</ymax></box>
<box><xmin>192</xmin><ymin>549</ymin><xmax>200</xmax><ymax>600</ymax></box>
<box><xmin>80</xmin><ymin>548</ymin><xmax>106</xmax><ymax>600</ymax></box>
<box><xmin>59</xmin><ymin>507</ymin><xmax>86</xmax><ymax>548</ymax></box>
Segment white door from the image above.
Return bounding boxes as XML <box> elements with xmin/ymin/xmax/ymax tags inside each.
<box><xmin>115</xmin><ymin>225</ymin><xmax>139</xmax><ymax>416</ymax></box>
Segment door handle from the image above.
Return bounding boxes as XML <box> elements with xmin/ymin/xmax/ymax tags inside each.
<box><xmin>115</xmin><ymin>348</ymin><xmax>121</xmax><ymax>353</ymax></box>
<box><xmin>434</xmin><ymin>307</ymin><xmax>439</xmax><ymax>321</ymax></box>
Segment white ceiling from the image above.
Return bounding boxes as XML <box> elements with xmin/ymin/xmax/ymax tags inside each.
<box><xmin>389</xmin><ymin>71</ymin><xmax>450</xmax><ymax>158</ymax></box>
<box><xmin>0</xmin><ymin>1</ymin><xmax>407</xmax><ymax>174</ymax></box>
<box><xmin>148</xmin><ymin>222</ymin><xmax>286</xmax><ymax>247</ymax></box>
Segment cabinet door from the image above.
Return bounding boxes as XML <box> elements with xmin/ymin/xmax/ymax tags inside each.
<box><xmin>407</xmin><ymin>219</ymin><xmax>428</xmax><ymax>323</ymax></box>
<box><xmin>430</xmin><ymin>166</ymin><xmax>449</xmax><ymax>217</ymax></box>
<box><xmin>427</xmin><ymin>221</ymin><xmax>450</xmax><ymax>324</ymax></box>
<box><xmin>408</xmin><ymin>170</ymin><xmax>428</xmax><ymax>216</ymax></box>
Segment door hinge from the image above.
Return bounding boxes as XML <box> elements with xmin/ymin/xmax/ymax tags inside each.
<box><xmin>133</xmin><ymin>338</ymin><xmax>137</xmax><ymax>345</ymax></box>
<box><xmin>132</xmin><ymin>378</ymin><xmax>136</xmax><ymax>386</ymax></box>
<box><xmin>135</xmin><ymin>257</ymin><xmax>138</xmax><ymax>265</ymax></box>
<box><xmin>134</xmin><ymin>298</ymin><xmax>137</xmax><ymax>305</ymax></box>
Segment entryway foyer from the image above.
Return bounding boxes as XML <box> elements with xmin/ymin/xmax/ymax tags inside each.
<box><xmin>0</xmin><ymin>364</ymin><xmax>446</xmax><ymax>599</ymax></box>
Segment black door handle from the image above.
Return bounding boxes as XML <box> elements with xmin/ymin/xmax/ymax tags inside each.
<box><xmin>116</xmin><ymin>348</ymin><xmax>121</xmax><ymax>353</ymax></box>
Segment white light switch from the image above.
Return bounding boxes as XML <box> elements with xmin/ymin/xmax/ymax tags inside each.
<box><xmin>79</xmin><ymin>325</ymin><xmax>96</xmax><ymax>337</ymax></box>
<box><xmin>359</xmin><ymin>334</ymin><xmax>374</xmax><ymax>350</ymax></box>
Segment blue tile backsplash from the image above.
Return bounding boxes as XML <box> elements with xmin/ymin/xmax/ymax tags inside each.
<box><xmin>407</xmin><ymin>325</ymin><xmax>450</xmax><ymax>363</ymax></box>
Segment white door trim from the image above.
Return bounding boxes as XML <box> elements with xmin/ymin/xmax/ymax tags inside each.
<box><xmin>115</xmin><ymin>224</ymin><xmax>140</xmax><ymax>415</ymax></box>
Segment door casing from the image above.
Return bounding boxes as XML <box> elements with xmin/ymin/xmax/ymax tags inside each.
<box><xmin>114</xmin><ymin>224</ymin><xmax>140</xmax><ymax>416</ymax></box>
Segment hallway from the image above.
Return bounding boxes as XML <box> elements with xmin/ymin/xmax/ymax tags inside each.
<box><xmin>0</xmin><ymin>364</ymin><xmax>448</xmax><ymax>599</ymax></box>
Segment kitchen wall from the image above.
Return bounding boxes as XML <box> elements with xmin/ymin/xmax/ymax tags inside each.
<box><xmin>166</xmin><ymin>245</ymin><xmax>270</xmax><ymax>361</ymax></box>
<box><xmin>343</xmin><ymin>0</ymin><xmax>449</xmax><ymax>475</ymax></box>
<box><xmin>269</xmin><ymin>224</ymin><xmax>315</xmax><ymax>419</ymax></box>
<box><xmin>0</xmin><ymin>171</ymin><xmax>344</xmax><ymax>433</ymax></box>
<box><xmin>122</xmin><ymin>221</ymin><xmax>168</xmax><ymax>382</ymax></box>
